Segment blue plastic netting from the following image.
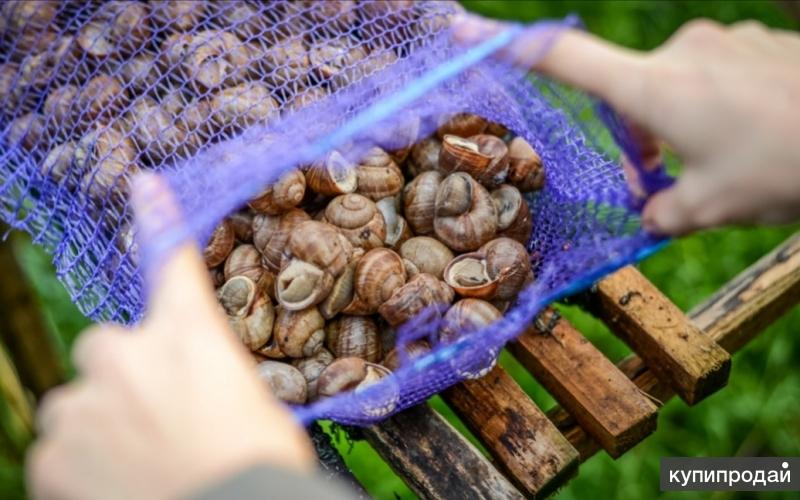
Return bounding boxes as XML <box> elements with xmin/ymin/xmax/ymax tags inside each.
<box><xmin>0</xmin><ymin>0</ymin><xmax>668</xmax><ymax>425</ymax></box>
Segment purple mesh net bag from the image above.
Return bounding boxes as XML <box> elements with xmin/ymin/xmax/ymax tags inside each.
<box><xmin>0</xmin><ymin>1</ymin><xmax>670</xmax><ymax>426</ymax></box>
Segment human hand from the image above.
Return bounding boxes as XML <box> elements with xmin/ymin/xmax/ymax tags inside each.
<box><xmin>27</xmin><ymin>174</ymin><xmax>315</xmax><ymax>500</ymax></box>
<box><xmin>454</xmin><ymin>15</ymin><xmax>800</xmax><ymax>235</ymax></box>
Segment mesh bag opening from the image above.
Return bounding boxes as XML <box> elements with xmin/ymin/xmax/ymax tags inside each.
<box><xmin>0</xmin><ymin>0</ymin><xmax>668</xmax><ymax>425</ymax></box>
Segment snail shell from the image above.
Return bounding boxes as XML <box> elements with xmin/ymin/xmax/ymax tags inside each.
<box><xmin>403</xmin><ymin>170</ymin><xmax>443</xmax><ymax>235</ymax></box>
<box><xmin>76</xmin><ymin>125</ymin><xmax>139</xmax><ymax>201</ymax></box>
<box><xmin>343</xmin><ymin>248</ymin><xmax>406</xmax><ymax>315</ymax></box>
<box><xmin>327</xmin><ymin>316</ymin><xmax>382</xmax><ymax>362</ymax></box>
<box><xmin>376</xmin><ymin>197</ymin><xmax>412</xmax><ymax>250</ymax></box>
<box><xmin>287</xmin><ymin>221</ymin><xmax>351</xmax><ymax>278</ymax></box>
<box><xmin>276</xmin><ymin>259</ymin><xmax>334</xmax><ymax>311</ymax></box>
<box><xmin>40</xmin><ymin>142</ymin><xmax>77</xmax><ymax>186</ymax></box>
<box><xmin>228</xmin><ymin>211</ymin><xmax>254</xmax><ymax>243</ymax></box>
<box><xmin>324</xmin><ymin>194</ymin><xmax>386</xmax><ymax>250</ymax></box>
<box><xmin>440</xmin><ymin>299</ymin><xmax>502</xmax><ymax>379</ymax></box>
<box><xmin>76</xmin><ymin>75</ymin><xmax>130</xmax><ymax>126</ymax></box>
<box><xmin>316</xmin><ymin>357</ymin><xmax>393</xmax><ymax>397</ymax></box>
<box><xmin>408</xmin><ymin>137</ymin><xmax>441</xmax><ymax>177</ymax></box>
<box><xmin>443</xmin><ymin>252</ymin><xmax>499</xmax><ymax>300</ymax></box>
<box><xmin>491</xmin><ymin>184</ymin><xmax>533</xmax><ymax>245</ymax></box>
<box><xmin>253</xmin><ymin>209</ymin><xmax>311</xmax><ymax>273</ymax></box>
<box><xmin>399</xmin><ymin>236</ymin><xmax>454</xmax><ymax>280</ymax></box>
<box><xmin>161</xmin><ymin>30</ymin><xmax>253</xmax><ymax>91</ymax></box>
<box><xmin>211</xmin><ymin>82</ymin><xmax>279</xmax><ymax>133</ymax></box>
<box><xmin>433</xmin><ymin>173</ymin><xmax>498</xmax><ymax>252</ymax></box>
<box><xmin>481</xmin><ymin>238</ymin><xmax>534</xmax><ymax>301</ymax></box>
<box><xmin>275</xmin><ymin>306</ymin><xmax>326</xmax><ymax>358</ymax></box>
<box><xmin>305</xmin><ymin>150</ymin><xmax>358</xmax><ymax>196</ymax></box>
<box><xmin>383</xmin><ymin>340</ymin><xmax>431</xmax><ymax>372</ymax></box>
<box><xmin>292</xmin><ymin>348</ymin><xmax>334</xmax><ymax>401</ymax></box>
<box><xmin>224</xmin><ymin>244</ymin><xmax>265</xmax><ymax>284</ymax></box>
<box><xmin>439</xmin><ymin>134</ymin><xmax>509</xmax><ymax>188</ymax></box>
<box><xmin>257</xmin><ymin>361</ymin><xmax>308</xmax><ymax>405</ymax></box>
<box><xmin>218</xmin><ymin>276</ymin><xmax>275</xmax><ymax>351</ymax></box>
<box><xmin>123</xmin><ymin>96</ymin><xmax>197</xmax><ymax>163</ymax></box>
<box><xmin>150</xmin><ymin>0</ymin><xmax>207</xmax><ymax>33</ymax></box>
<box><xmin>355</xmin><ymin>147</ymin><xmax>405</xmax><ymax>201</ymax></box>
<box><xmin>7</xmin><ymin>113</ymin><xmax>45</xmax><ymax>151</ymax></box>
<box><xmin>436</xmin><ymin>113</ymin><xmax>488</xmax><ymax>139</ymax></box>
<box><xmin>507</xmin><ymin>137</ymin><xmax>545</xmax><ymax>192</ymax></box>
<box><xmin>249</xmin><ymin>168</ymin><xmax>307</xmax><ymax>215</ymax></box>
<box><xmin>319</xmin><ymin>259</ymin><xmax>357</xmax><ymax>320</ymax></box>
<box><xmin>440</xmin><ymin>299</ymin><xmax>502</xmax><ymax>344</ymax></box>
<box><xmin>203</xmin><ymin>220</ymin><xmax>236</xmax><ymax>268</ymax></box>
<box><xmin>378</xmin><ymin>273</ymin><xmax>454</xmax><ymax>327</ymax></box>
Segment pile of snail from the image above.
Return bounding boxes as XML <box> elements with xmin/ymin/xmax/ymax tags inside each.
<box><xmin>205</xmin><ymin>112</ymin><xmax>545</xmax><ymax>409</ymax></box>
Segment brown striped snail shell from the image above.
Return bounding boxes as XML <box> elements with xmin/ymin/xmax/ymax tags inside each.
<box><xmin>319</xmin><ymin>258</ymin><xmax>358</xmax><ymax>320</ymax></box>
<box><xmin>376</xmin><ymin>196</ymin><xmax>412</xmax><ymax>250</ymax></box>
<box><xmin>228</xmin><ymin>211</ymin><xmax>254</xmax><ymax>243</ymax></box>
<box><xmin>203</xmin><ymin>219</ymin><xmax>236</xmax><ymax>268</ymax></box>
<box><xmin>224</xmin><ymin>244</ymin><xmax>266</xmax><ymax>284</ymax></box>
<box><xmin>275</xmin><ymin>306</ymin><xmax>326</xmax><ymax>358</ymax></box>
<box><xmin>252</xmin><ymin>209</ymin><xmax>311</xmax><ymax>273</ymax></box>
<box><xmin>343</xmin><ymin>248</ymin><xmax>406</xmax><ymax>315</ymax></box>
<box><xmin>440</xmin><ymin>298</ymin><xmax>502</xmax><ymax>379</ymax></box>
<box><xmin>433</xmin><ymin>172</ymin><xmax>498</xmax><ymax>252</ymax></box>
<box><xmin>491</xmin><ymin>184</ymin><xmax>533</xmax><ymax>245</ymax></box>
<box><xmin>257</xmin><ymin>360</ymin><xmax>308</xmax><ymax>404</ymax></box>
<box><xmin>382</xmin><ymin>340</ymin><xmax>431</xmax><ymax>372</ymax></box>
<box><xmin>481</xmin><ymin>237</ymin><xmax>534</xmax><ymax>302</ymax></box>
<box><xmin>355</xmin><ymin>147</ymin><xmax>405</xmax><ymax>201</ymax></box>
<box><xmin>399</xmin><ymin>236</ymin><xmax>454</xmax><ymax>280</ymax></box>
<box><xmin>378</xmin><ymin>273</ymin><xmax>454</xmax><ymax>327</ymax></box>
<box><xmin>287</xmin><ymin>221</ymin><xmax>351</xmax><ymax>278</ymax></box>
<box><xmin>305</xmin><ymin>150</ymin><xmax>358</xmax><ymax>196</ymax></box>
<box><xmin>435</xmin><ymin>112</ymin><xmax>488</xmax><ymax>139</ymax></box>
<box><xmin>316</xmin><ymin>357</ymin><xmax>397</xmax><ymax>416</ymax></box>
<box><xmin>403</xmin><ymin>170</ymin><xmax>443</xmax><ymax>235</ymax></box>
<box><xmin>442</xmin><ymin>252</ymin><xmax>501</xmax><ymax>300</ymax></box>
<box><xmin>292</xmin><ymin>348</ymin><xmax>334</xmax><ymax>401</ymax></box>
<box><xmin>218</xmin><ymin>276</ymin><xmax>275</xmax><ymax>351</ymax></box>
<box><xmin>249</xmin><ymin>168</ymin><xmax>307</xmax><ymax>215</ymax></box>
<box><xmin>275</xmin><ymin>259</ymin><xmax>334</xmax><ymax>311</ymax></box>
<box><xmin>408</xmin><ymin>137</ymin><xmax>442</xmax><ymax>177</ymax></box>
<box><xmin>439</xmin><ymin>134</ymin><xmax>509</xmax><ymax>189</ymax></box>
<box><xmin>324</xmin><ymin>194</ymin><xmax>386</xmax><ymax>250</ymax></box>
<box><xmin>507</xmin><ymin>137</ymin><xmax>545</xmax><ymax>192</ymax></box>
<box><xmin>327</xmin><ymin>315</ymin><xmax>382</xmax><ymax>362</ymax></box>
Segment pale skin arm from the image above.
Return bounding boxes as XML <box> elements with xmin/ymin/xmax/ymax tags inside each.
<box><xmin>454</xmin><ymin>15</ymin><xmax>800</xmax><ymax>235</ymax></box>
<box><xmin>27</xmin><ymin>174</ymin><xmax>315</xmax><ymax>500</ymax></box>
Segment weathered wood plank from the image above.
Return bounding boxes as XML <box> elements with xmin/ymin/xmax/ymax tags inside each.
<box><xmin>593</xmin><ymin>266</ymin><xmax>731</xmax><ymax>405</ymax></box>
<box><xmin>0</xmin><ymin>232</ymin><xmax>66</xmax><ymax>398</ymax></box>
<box><xmin>361</xmin><ymin>404</ymin><xmax>524</xmax><ymax>500</ymax></box>
<box><xmin>551</xmin><ymin>232</ymin><xmax>800</xmax><ymax>461</ymax></box>
<box><xmin>509</xmin><ymin>308</ymin><xmax>658</xmax><ymax>458</ymax></box>
<box><xmin>443</xmin><ymin>365</ymin><xmax>579</xmax><ymax>498</ymax></box>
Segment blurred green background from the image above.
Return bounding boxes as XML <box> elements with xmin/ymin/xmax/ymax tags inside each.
<box><xmin>2</xmin><ymin>1</ymin><xmax>800</xmax><ymax>499</ymax></box>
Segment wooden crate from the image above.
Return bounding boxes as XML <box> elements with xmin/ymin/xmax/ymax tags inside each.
<box><xmin>322</xmin><ymin>232</ymin><xmax>800</xmax><ymax>499</ymax></box>
<box><xmin>1</xmin><ymin>229</ymin><xmax>798</xmax><ymax>499</ymax></box>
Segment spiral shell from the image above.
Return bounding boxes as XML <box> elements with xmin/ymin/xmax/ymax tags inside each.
<box><xmin>327</xmin><ymin>316</ymin><xmax>382</xmax><ymax>362</ymax></box>
<box><xmin>203</xmin><ymin>220</ymin><xmax>236</xmax><ymax>268</ymax></box>
<box><xmin>443</xmin><ymin>252</ymin><xmax>499</xmax><ymax>300</ymax></box>
<box><xmin>257</xmin><ymin>361</ymin><xmax>308</xmax><ymax>404</ymax></box>
<box><xmin>403</xmin><ymin>170</ymin><xmax>442</xmax><ymax>235</ymax></box>
<box><xmin>491</xmin><ymin>184</ymin><xmax>533</xmax><ymax>245</ymax></box>
<box><xmin>481</xmin><ymin>238</ymin><xmax>534</xmax><ymax>301</ymax></box>
<box><xmin>433</xmin><ymin>173</ymin><xmax>498</xmax><ymax>252</ymax></box>
<box><xmin>292</xmin><ymin>348</ymin><xmax>334</xmax><ymax>401</ymax></box>
<box><xmin>249</xmin><ymin>168</ymin><xmax>307</xmax><ymax>215</ymax></box>
<box><xmin>324</xmin><ymin>194</ymin><xmax>386</xmax><ymax>250</ymax></box>
<box><xmin>376</xmin><ymin>196</ymin><xmax>412</xmax><ymax>249</ymax></box>
<box><xmin>436</xmin><ymin>113</ymin><xmax>487</xmax><ymax>139</ymax></box>
<box><xmin>287</xmin><ymin>221</ymin><xmax>352</xmax><ymax>278</ymax></box>
<box><xmin>224</xmin><ymin>244</ymin><xmax>265</xmax><ymax>284</ymax></box>
<box><xmin>305</xmin><ymin>150</ymin><xmax>358</xmax><ymax>196</ymax></box>
<box><xmin>210</xmin><ymin>82</ymin><xmax>279</xmax><ymax>133</ymax></box>
<box><xmin>378</xmin><ymin>273</ymin><xmax>454</xmax><ymax>326</ymax></box>
<box><xmin>440</xmin><ymin>299</ymin><xmax>502</xmax><ymax>379</ymax></box>
<box><xmin>344</xmin><ymin>248</ymin><xmax>406</xmax><ymax>315</ymax></box>
<box><xmin>253</xmin><ymin>209</ymin><xmax>311</xmax><ymax>273</ymax></box>
<box><xmin>275</xmin><ymin>306</ymin><xmax>326</xmax><ymax>358</ymax></box>
<box><xmin>355</xmin><ymin>147</ymin><xmax>405</xmax><ymax>201</ymax></box>
<box><xmin>399</xmin><ymin>236</ymin><xmax>454</xmax><ymax>280</ymax></box>
<box><xmin>383</xmin><ymin>340</ymin><xmax>431</xmax><ymax>372</ymax></box>
<box><xmin>439</xmin><ymin>134</ymin><xmax>509</xmax><ymax>188</ymax></box>
<box><xmin>507</xmin><ymin>137</ymin><xmax>545</xmax><ymax>192</ymax></box>
<box><xmin>408</xmin><ymin>137</ymin><xmax>441</xmax><ymax>177</ymax></box>
<box><xmin>218</xmin><ymin>276</ymin><xmax>275</xmax><ymax>351</ymax></box>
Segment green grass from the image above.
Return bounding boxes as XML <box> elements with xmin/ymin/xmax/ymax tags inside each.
<box><xmin>3</xmin><ymin>1</ymin><xmax>800</xmax><ymax>498</ymax></box>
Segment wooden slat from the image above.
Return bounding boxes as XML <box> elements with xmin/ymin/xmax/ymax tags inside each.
<box><xmin>442</xmin><ymin>365</ymin><xmax>579</xmax><ymax>498</ymax></box>
<box><xmin>508</xmin><ymin>308</ymin><xmax>658</xmax><ymax>458</ymax></box>
<box><xmin>361</xmin><ymin>404</ymin><xmax>524</xmax><ymax>500</ymax></box>
<box><xmin>551</xmin><ymin>231</ymin><xmax>800</xmax><ymax>461</ymax></box>
<box><xmin>593</xmin><ymin>266</ymin><xmax>731</xmax><ymax>405</ymax></box>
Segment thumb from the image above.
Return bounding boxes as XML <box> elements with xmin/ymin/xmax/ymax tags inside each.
<box><xmin>641</xmin><ymin>172</ymin><xmax>712</xmax><ymax>236</ymax></box>
<box><xmin>130</xmin><ymin>173</ymin><xmax>222</xmax><ymax>327</ymax></box>
<box><xmin>452</xmin><ymin>14</ymin><xmax>651</xmax><ymax>125</ymax></box>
